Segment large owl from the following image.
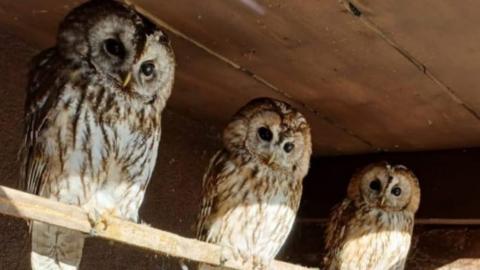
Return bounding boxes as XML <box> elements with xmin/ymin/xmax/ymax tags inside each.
<box><xmin>196</xmin><ymin>98</ymin><xmax>312</xmax><ymax>269</ymax></box>
<box><xmin>322</xmin><ymin>162</ymin><xmax>421</xmax><ymax>270</ymax></box>
<box><xmin>19</xmin><ymin>1</ymin><xmax>175</xmax><ymax>269</ymax></box>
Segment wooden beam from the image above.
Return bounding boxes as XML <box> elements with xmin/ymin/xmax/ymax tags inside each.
<box><xmin>0</xmin><ymin>185</ymin><xmax>317</xmax><ymax>270</ymax></box>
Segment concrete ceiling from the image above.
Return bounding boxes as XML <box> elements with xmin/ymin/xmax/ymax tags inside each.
<box><xmin>1</xmin><ymin>0</ymin><xmax>479</xmax><ymax>155</ymax></box>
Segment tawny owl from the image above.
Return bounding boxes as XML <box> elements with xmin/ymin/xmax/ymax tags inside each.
<box><xmin>322</xmin><ymin>162</ymin><xmax>421</xmax><ymax>270</ymax></box>
<box><xmin>19</xmin><ymin>1</ymin><xmax>175</xmax><ymax>269</ymax></box>
<box><xmin>196</xmin><ymin>97</ymin><xmax>312</xmax><ymax>270</ymax></box>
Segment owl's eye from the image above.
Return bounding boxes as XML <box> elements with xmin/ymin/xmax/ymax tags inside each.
<box><xmin>104</xmin><ymin>38</ymin><xmax>125</xmax><ymax>58</ymax></box>
<box><xmin>159</xmin><ymin>34</ymin><xmax>169</xmax><ymax>44</ymax></box>
<box><xmin>258</xmin><ymin>127</ymin><xmax>273</xmax><ymax>142</ymax></box>
<box><xmin>369</xmin><ymin>179</ymin><xmax>381</xmax><ymax>191</ymax></box>
<box><xmin>283</xmin><ymin>142</ymin><xmax>295</xmax><ymax>153</ymax></box>
<box><xmin>140</xmin><ymin>62</ymin><xmax>155</xmax><ymax>78</ymax></box>
<box><xmin>391</xmin><ymin>187</ymin><xmax>402</xmax><ymax>196</ymax></box>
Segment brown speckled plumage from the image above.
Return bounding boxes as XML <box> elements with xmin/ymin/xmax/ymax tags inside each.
<box><xmin>19</xmin><ymin>1</ymin><xmax>175</xmax><ymax>269</ymax></box>
<box><xmin>196</xmin><ymin>98</ymin><xmax>312</xmax><ymax>270</ymax></box>
<box><xmin>323</xmin><ymin>162</ymin><xmax>421</xmax><ymax>270</ymax></box>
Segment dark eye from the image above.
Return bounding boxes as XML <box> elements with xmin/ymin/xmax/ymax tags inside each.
<box><xmin>283</xmin><ymin>142</ymin><xmax>295</xmax><ymax>153</ymax></box>
<box><xmin>369</xmin><ymin>179</ymin><xmax>381</xmax><ymax>191</ymax></box>
<box><xmin>159</xmin><ymin>34</ymin><xmax>169</xmax><ymax>44</ymax></box>
<box><xmin>140</xmin><ymin>62</ymin><xmax>155</xmax><ymax>77</ymax></box>
<box><xmin>257</xmin><ymin>127</ymin><xmax>273</xmax><ymax>142</ymax></box>
<box><xmin>104</xmin><ymin>38</ymin><xmax>125</xmax><ymax>58</ymax></box>
<box><xmin>391</xmin><ymin>187</ymin><xmax>402</xmax><ymax>196</ymax></box>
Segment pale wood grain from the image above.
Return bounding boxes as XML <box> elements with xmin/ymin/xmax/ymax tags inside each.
<box><xmin>0</xmin><ymin>185</ymin><xmax>317</xmax><ymax>270</ymax></box>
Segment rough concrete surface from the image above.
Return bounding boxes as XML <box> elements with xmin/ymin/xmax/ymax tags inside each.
<box><xmin>1</xmin><ymin>30</ymin><xmax>480</xmax><ymax>270</ymax></box>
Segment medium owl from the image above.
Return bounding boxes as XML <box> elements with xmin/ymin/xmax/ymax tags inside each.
<box><xmin>19</xmin><ymin>1</ymin><xmax>175</xmax><ymax>269</ymax></box>
<box><xmin>322</xmin><ymin>162</ymin><xmax>421</xmax><ymax>270</ymax></box>
<box><xmin>196</xmin><ymin>98</ymin><xmax>312</xmax><ymax>269</ymax></box>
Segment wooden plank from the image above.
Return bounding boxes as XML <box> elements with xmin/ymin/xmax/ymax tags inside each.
<box><xmin>435</xmin><ymin>259</ymin><xmax>480</xmax><ymax>270</ymax></box>
<box><xmin>0</xmin><ymin>0</ymin><xmax>370</xmax><ymax>155</ymax></box>
<box><xmin>129</xmin><ymin>0</ymin><xmax>480</xmax><ymax>152</ymax></box>
<box><xmin>356</xmin><ymin>0</ymin><xmax>480</xmax><ymax>113</ymax></box>
<box><xmin>0</xmin><ymin>185</ymin><xmax>317</xmax><ymax>270</ymax></box>
<box><xmin>167</xmin><ymin>35</ymin><xmax>368</xmax><ymax>155</ymax></box>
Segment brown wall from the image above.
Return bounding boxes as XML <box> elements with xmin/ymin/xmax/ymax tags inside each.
<box><xmin>1</xmin><ymin>30</ymin><xmax>480</xmax><ymax>270</ymax></box>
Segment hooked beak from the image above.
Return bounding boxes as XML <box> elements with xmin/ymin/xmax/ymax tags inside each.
<box><xmin>267</xmin><ymin>152</ymin><xmax>276</xmax><ymax>165</ymax></box>
<box><xmin>122</xmin><ymin>72</ymin><xmax>132</xmax><ymax>88</ymax></box>
<box><xmin>379</xmin><ymin>196</ymin><xmax>386</xmax><ymax>207</ymax></box>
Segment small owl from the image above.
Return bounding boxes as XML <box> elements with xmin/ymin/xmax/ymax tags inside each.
<box><xmin>322</xmin><ymin>162</ymin><xmax>421</xmax><ymax>270</ymax></box>
<box><xmin>196</xmin><ymin>97</ymin><xmax>312</xmax><ymax>270</ymax></box>
<box><xmin>19</xmin><ymin>1</ymin><xmax>175</xmax><ymax>269</ymax></box>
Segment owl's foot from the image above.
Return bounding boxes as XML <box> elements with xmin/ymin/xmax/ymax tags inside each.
<box><xmin>86</xmin><ymin>208</ymin><xmax>114</xmax><ymax>236</ymax></box>
<box><xmin>219</xmin><ymin>246</ymin><xmax>249</xmax><ymax>267</ymax></box>
<box><xmin>218</xmin><ymin>246</ymin><xmax>230</xmax><ymax>266</ymax></box>
<box><xmin>249</xmin><ymin>256</ymin><xmax>272</xmax><ymax>270</ymax></box>
<box><xmin>86</xmin><ymin>209</ymin><xmax>102</xmax><ymax>236</ymax></box>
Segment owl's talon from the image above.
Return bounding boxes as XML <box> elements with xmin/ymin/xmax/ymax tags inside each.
<box><xmin>219</xmin><ymin>246</ymin><xmax>229</xmax><ymax>266</ymax></box>
<box><xmin>251</xmin><ymin>256</ymin><xmax>271</xmax><ymax>270</ymax></box>
<box><xmin>219</xmin><ymin>246</ymin><xmax>252</xmax><ymax>267</ymax></box>
<box><xmin>86</xmin><ymin>209</ymin><xmax>110</xmax><ymax>236</ymax></box>
<box><xmin>89</xmin><ymin>227</ymin><xmax>98</xmax><ymax>237</ymax></box>
<box><xmin>87</xmin><ymin>209</ymin><xmax>100</xmax><ymax>236</ymax></box>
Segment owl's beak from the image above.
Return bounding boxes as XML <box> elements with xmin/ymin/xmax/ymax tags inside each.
<box><xmin>122</xmin><ymin>72</ymin><xmax>132</xmax><ymax>88</ymax></box>
<box><xmin>379</xmin><ymin>196</ymin><xmax>386</xmax><ymax>207</ymax></box>
<box><xmin>267</xmin><ymin>153</ymin><xmax>276</xmax><ymax>165</ymax></box>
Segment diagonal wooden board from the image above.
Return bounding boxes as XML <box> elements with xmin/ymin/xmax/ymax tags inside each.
<box><xmin>0</xmin><ymin>185</ymin><xmax>317</xmax><ymax>270</ymax></box>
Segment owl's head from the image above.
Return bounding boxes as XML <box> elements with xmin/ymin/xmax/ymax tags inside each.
<box><xmin>347</xmin><ymin>162</ymin><xmax>420</xmax><ymax>213</ymax></box>
<box><xmin>57</xmin><ymin>0</ymin><xmax>174</xmax><ymax>102</ymax></box>
<box><xmin>223</xmin><ymin>97</ymin><xmax>312</xmax><ymax>177</ymax></box>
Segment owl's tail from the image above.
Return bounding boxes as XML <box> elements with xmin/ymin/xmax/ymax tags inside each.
<box><xmin>31</xmin><ymin>221</ymin><xmax>86</xmax><ymax>270</ymax></box>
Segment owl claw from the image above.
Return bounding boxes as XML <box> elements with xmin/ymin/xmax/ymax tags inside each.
<box><xmin>250</xmin><ymin>256</ymin><xmax>271</xmax><ymax>270</ymax></box>
<box><xmin>86</xmin><ymin>209</ymin><xmax>110</xmax><ymax>236</ymax></box>
<box><xmin>219</xmin><ymin>246</ymin><xmax>251</xmax><ymax>267</ymax></box>
<box><xmin>219</xmin><ymin>246</ymin><xmax>229</xmax><ymax>266</ymax></box>
<box><xmin>87</xmin><ymin>209</ymin><xmax>100</xmax><ymax>236</ymax></box>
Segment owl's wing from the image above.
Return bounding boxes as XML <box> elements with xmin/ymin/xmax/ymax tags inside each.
<box><xmin>195</xmin><ymin>150</ymin><xmax>229</xmax><ymax>241</ymax></box>
<box><xmin>19</xmin><ymin>48</ymin><xmax>66</xmax><ymax>194</ymax></box>
<box><xmin>324</xmin><ymin>199</ymin><xmax>355</xmax><ymax>255</ymax></box>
